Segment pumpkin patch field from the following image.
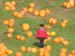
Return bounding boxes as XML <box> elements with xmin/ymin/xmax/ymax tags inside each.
<box><xmin>0</xmin><ymin>0</ymin><xmax>75</xmax><ymax>56</ymax></box>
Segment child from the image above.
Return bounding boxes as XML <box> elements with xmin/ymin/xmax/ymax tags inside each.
<box><xmin>35</xmin><ymin>24</ymin><xmax>49</xmax><ymax>48</ymax></box>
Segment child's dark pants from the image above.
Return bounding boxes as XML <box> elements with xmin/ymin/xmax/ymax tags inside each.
<box><xmin>37</xmin><ymin>38</ymin><xmax>46</xmax><ymax>48</ymax></box>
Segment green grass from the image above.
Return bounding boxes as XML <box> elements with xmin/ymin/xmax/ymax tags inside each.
<box><xmin>0</xmin><ymin>0</ymin><xmax>75</xmax><ymax>56</ymax></box>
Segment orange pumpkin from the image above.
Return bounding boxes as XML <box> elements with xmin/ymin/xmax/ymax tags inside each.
<box><xmin>5</xmin><ymin>2</ymin><xmax>10</xmax><ymax>7</ymax></box>
<box><xmin>63</xmin><ymin>19</ymin><xmax>68</xmax><ymax>24</ymax></box>
<box><xmin>70</xmin><ymin>50</ymin><xmax>75</xmax><ymax>55</ymax></box>
<box><xmin>60</xmin><ymin>22</ymin><xmax>66</xmax><ymax>28</ymax></box>
<box><xmin>54</xmin><ymin>37</ymin><xmax>61</xmax><ymax>43</ymax></box>
<box><xmin>46</xmin><ymin>9</ymin><xmax>51</xmax><ymax>14</ymax></box>
<box><xmin>7</xmin><ymin>33</ymin><xmax>12</xmax><ymax>39</ymax></box>
<box><xmin>29</xmin><ymin>3</ymin><xmax>35</xmax><ymax>8</ymax></box>
<box><xmin>21</xmin><ymin>8</ymin><xmax>27</xmax><ymax>13</ymax></box>
<box><xmin>34</xmin><ymin>10</ymin><xmax>39</xmax><ymax>16</ymax></box>
<box><xmin>69</xmin><ymin>0</ymin><xmax>74</xmax><ymax>7</ymax></box>
<box><xmin>6</xmin><ymin>49</ymin><xmax>13</xmax><ymax>54</ymax></box>
<box><xmin>62</xmin><ymin>40</ymin><xmax>69</xmax><ymax>46</ymax></box>
<box><xmin>20</xmin><ymin>46</ymin><xmax>26</xmax><ymax>52</ymax></box>
<box><xmin>11</xmin><ymin>6</ymin><xmax>16</xmax><ymax>11</ymax></box>
<box><xmin>39</xmin><ymin>10</ymin><xmax>46</xmax><ymax>17</ymax></box>
<box><xmin>27</xmin><ymin>31</ymin><xmax>33</xmax><ymax>37</ymax></box>
<box><xmin>45</xmin><ymin>45</ymin><xmax>51</xmax><ymax>52</ymax></box>
<box><xmin>20</xmin><ymin>36</ymin><xmax>25</xmax><ymax>41</ymax></box>
<box><xmin>68</xmin><ymin>54</ymin><xmax>73</xmax><ymax>56</ymax></box>
<box><xmin>27</xmin><ymin>47</ymin><xmax>32</xmax><ymax>52</ymax></box>
<box><xmin>16</xmin><ymin>52</ymin><xmax>22</xmax><ymax>56</ymax></box>
<box><xmin>44</xmin><ymin>53</ymin><xmax>50</xmax><ymax>56</ymax></box>
<box><xmin>50</xmin><ymin>32</ymin><xmax>56</xmax><ymax>36</ymax></box>
<box><xmin>44</xmin><ymin>25</ymin><xmax>51</xmax><ymax>30</ymax></box>
<box><xmin>11</xmin><ymin>1</ymin><xmax>16</xmax><ymax>6</ymax></box>
<box><xmin>65</xmin><ymin>3</ymin><xmax>72</xmax><ymax>8</ymax></box>
<box><xmin>16</xmin><ymin>35</ymin><xmax>21</xmax><ymax>40</ymax></box>
<box><xmin>63</xmin><ymin>2</ymin><xmax>68</xmax><ymax>6</ymax></box>
<box><xmin>22</xmin><ymin>24</ymin><xmax>30</xmax><ymax>31</ymax></box>
<box><xmin>60</xmin><ymin>48</ymin><xmax>67</xmax><ymax>53</ymax></box>
<box><xmin>13</xmin><ymin>11</ymin><xmax>18</xmax><ymax>16</ymax></box>
<box><xmin>8</xmin><ymin>19</ymin><xmax>15</xmax><ymax>27</ymax></box>
<box><xmin>3</xmin><ymin>20</ymin><xmax>9</xmax><ymax>25</ymax></box>
<box><xmin>7</xmin><ymin>28</ymin><xmax>14</xmax><ymax>33</ymax></box>
<box><xmin>31</xmin><ymin>48</ymin><xmax>38</xmax><ymax>53</ymax></box>
<box><xmin>28</xmin><ymin>8</ymin><xmax>34</xmax><ymax>13</ymax></box>
<box><xmin>5</xmin><ymin>7</ymin><xmax>10</xmax><ymax>11</ymax></box>
<box><xmin>38</xmin><ymin>48</ymin><xmax>44</xmax><ymax>56</ymax></box>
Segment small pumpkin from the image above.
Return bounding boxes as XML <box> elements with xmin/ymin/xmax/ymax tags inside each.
<box><xmin>3</xmin><ymin>20</ymin><xmax>9</xmax><ymax>25</ymax></box>
<box><xmin>7</xmin><ymin>33</ymin><xmax>12</xmax><ymax>39</ymax></box>
<box><xmin>20</xmin><ymin>46</ymin><xmax>26</xmax><ymax>52</ymax></box>
<box><xmin>34</xmin><ymin>10</ymin><xmax>39</xmax><ymax>16</ymax></box>
<box><xmin>5</xmin><ymin>2</ymin><xmax>10</xmax><ymax>7</ymax></box>
<box><xmin>28</xmin><ymin>8</ymin><xmax>34</xmax><ymax>14</ymax></box>
<box><xmin>31</xmin><ymin>48</ymin><xmax>38</xmax><ymax>53</ymax></box>
<box><xmin>70</xmin><ymin>50</ymin><xmax>75</xmax><ymax>55</ymax></box>
<box><xmin>27</xmin><ymin>31</ymin><xmax>33</xmax><ymax>37</ymax></box>
<box><xmin>65</xmin><ymin>3</ymin><xmax>72</xmax><ymax>8</ymax></box>
<box><xmin>20</xmin><ymin>36</ymin><xmax>25</xmax><ymax>41</ymax></box>
<box><xmin>60</xmin><ymin>22</ymin><xmax>66</xmax><ymax>28</ymax></box>
<box><xmin>54</xmin><ymin>38</ymin><xmax>61</xmax><ymax>43</ymax></box>
<box><xmin>5</xmin><ymin>7</ymin><xmax>10</xmax><ymax>11</ymax></box>
<box><xmin>50</xmin><ymin>32</ymin><xmax>56</xmax><ymax>36</ymax></box>
<box><xmin>27</xmin><ymin>47</ymin><xmax>32</xmax><ymax>52</ymax></box>
<box><xmin>22</xmin><ymin>24</ymin><xmax>30</xmax><ymax>31</ymax></box>
<box><xmin>21</xmin><ymin>8</ymin><xmax>27</xmax><ymax>13</ymax></box>
<box><xmin>46</xmin><ymin>8</ymin><xmax>51</xmax><ymax>14</ymax></box>
<box><xmin>62</xmin><ymin>40</ymin><xmax>69</xmax><ymax>46</ymax></box>
<box><xmin>7</xmin><ymin>28</ymin><xmax>14</xmax><ymax>33</ymax></box>
<box><xmin>45</xmin><ymin>45</ymin><xmax>51</xmax><ymax>52</ymax></box>
<box><xmin>16</xmin><ymin>52</ymin><xmax>22</xmax><ymax>56</ymax></box>
<box><xmin>11</xmin><ymin>1</ymin><xmax>16</xmax><ymax>6</ymax></box>
<box><xmin>16</xmin><ymin>35</ymin><xmax>21</xmax><ymax>40</ymax></box>
<box><xmin>44</xmin><ymin>25</ymin><xmax>51</xmax><ymax>30</ymax></box>
<box><xmin>29</xmin><ymin>3</ymin><xmax>35</xmax><ymax>8</ymax></box>
<box><xmin>39</xmin><ymin>10</ymin><xmax>46</xmax><ymax>17</ymax></box>
<box><xmin>6</xmin><ymin>49</ymin><xmax>13</xmax><ymax>54</ymax></box>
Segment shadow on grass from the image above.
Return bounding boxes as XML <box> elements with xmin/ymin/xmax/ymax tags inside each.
<box><xmin>33</xmin><ymin>42</ymin><xmax>39</xmax><ymax>47</ymax></box>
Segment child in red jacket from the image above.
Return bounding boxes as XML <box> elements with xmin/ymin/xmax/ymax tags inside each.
<box><xmin>35</xmin><ymin>24</ymin><xmax>49</xmax><ymax>48</ymax></box>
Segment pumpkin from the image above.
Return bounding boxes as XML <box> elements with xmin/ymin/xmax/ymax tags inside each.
<box><xmin>69</xmin><ymin>0</ymin><xmax>74</xmax><ymax>7</ymax></box>
<box><xmin>7</xmin><ymin>28</ymin><xmax>14</xmax><ymax>33</ymax></box>
<box><xmin>60</xmin><ymin>22</ymin><xmax>66</xmax><ymax>28</ymax></box>
<box><xmin>29</xmin><ymin>3</ymin><xmax>35</xmax><ymax>8</ymax></box>
<box><xmin>16</xmin><ymin>35</ymin><xmax>21</xmax><ymax>40</ymax></box>
<box><xmin>20</xmin><ymin>36</ymin><xmax>25</xmax><ymax>41</ymax></box>
<box><xmin>28</xmin><ymin>8</ymin><xmax>34</xmax><ymax>13</ymax></box>
<box><xmin>59</xmin><ymin>53</ymin><xmax>66</xmax><ymax>56</ymax></box>
<box><xmin>16</xmin><ymin>52</ymin><xmax>22</xmax><ymax>56</ymax></box>
<box><xmin>21</xmin><ymin>8</ymin><xmax>27</xmax><ymax>13</ymax></box>
<box><xmin>5</xmin><ymin>7</ymin><xmax>10</xmax><ymax>11</ymax></box>
<box><xmin>63</xmin><ymin>2</ymin><xmax>68</xmax><ymax>6</ymax></box>
<box><xmin>7</xmin><ymin>33</ymin><xmax>12</xmax><ymax>39</ymax></box>
<box><xmin>13</xmin><ymin>11</ymin><xmax>18</xmax><ymax>16</ymax></box>
<box><xmin>34</xmin><ymin>10</ymin><xmax>39</xmax><ymax>16</ymax></box>
<box><xmin>1</xmin><ymin>54</ymin><xmax>7</xmax><ymax>56</ymax></box>
<box><xmin>63</xmin><ymin>19</ymin><xmax>68</xmax><ymax>24</ymax></box>
<box><xmin>11</xmin><ymin>1</ymin><xmax>16</xmax><ymax>6</ymax></box>
<box><xmin>70</xmin><ymin>50</ymin><xmax>75</xmax><ymax>55</ymax></box>
<box><xmin>0</xmin><ymin>43</ymin><xmax>5</xmax><ymax>48</ymax></box>
<box><xmin>6</xmin><ymin>49</ymin><xmax>13</xmax><ymax>54</ymax></box>
<box><xmin>59</xmin><ymin>37</ymin><xmax>65</xmax><ymax>42</ymax></box>
<box><xmin>46</xmin><ymin>8</ymin><xmax>51</xmax><ymax>14</ymax></box>
<box><xmin>11</xmin><ymin>6</ymin><xmax>16</xmax><ymax>11</ymax></box>
<box><xmin>39</xmin><ymin>10</ymin><xmax>46</xmax><ymax>17</ymax></box>
<box><xmin>27</xmin><ymin>47</ymin><xmax>32</xmax><ymax>52</ymax></box>
<box><xmin>5</xmin><ymin>2</ymin><xmax>10</xmax><ymax>7</ymax></box>
<box><xmin>44</xmin><ymin>25</ymin><xmax>51</xmax><ymax>30</ymax></box>
<box><xmin>54</xmin><ymin>38</ymin><xmax>61</xmax><ymax>43</ymax></box>
<box><xmin>62</xmin><ymin>40</ymin><xmax>69</xmax><ymax>46</ymax></box>
<box><xmin>45</xmin><ymin>45</ymin><xmax>51</xmax><ymax>52</ymax></box>
<box><xmin>38</xmin><ymin>48</ymin><xmax>44</xmax><ymax>56</ymax></box>
<box><xmin>60</xmin><ymin>48</ymin><xmax>67</xmax><ymax>53</ymax></box>
<box><xmin>44</xmin><ymin>53</ymin><xmax>50</xmax><ymax>56</ymax></box>
<box><xmin>8</xmin><ymin>19</ymin><xmax>15</xmax><ymax>27</ymax></box>
<box><xmin>3</xmin><ymin>20</ymin><xmax>9</xmax><ymax>25</ymax></box>
<box><xmin>68</xmin><ymin>54</ymin><xmax>73</xmax><ymax>56</ymax></box>
<box><xmin>31</xmin><ymin>48</ymin><xmax>38</xmax><ymax>53</ymax></box>
<box><xmin>50</xmin><ymin>32</ymin><xmax>56</xmax><ymax>36</ymax></box>
<box><xmin>20</xmin><ymin>46</ymin><xmax>26</xmax><ymax>52</ymax></box>
<box><xmin>22</xmin><ymin>24</ymin><xmax>30</xmax><ymax>31</ymax></box>
<box><xmin>66</xmin><ymin>3</ymin><xmax>72</xmax><ymax>8</ymax></box>
<box><xmin>27</xmin><ymin>31</ymin><xmax>33</xmax><ymax>37</ymax></box>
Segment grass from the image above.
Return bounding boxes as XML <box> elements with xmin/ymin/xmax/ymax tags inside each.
<box><xmin>0</xmin><ymin>0</ymin><xmax>75</xmax><ymax>56</ymax></box>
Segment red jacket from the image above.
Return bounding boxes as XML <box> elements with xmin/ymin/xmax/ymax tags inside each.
<box><xmin>35</xmin><ymin>28</ymin><xmax>49</xmax><ymax>38</ymax></box>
